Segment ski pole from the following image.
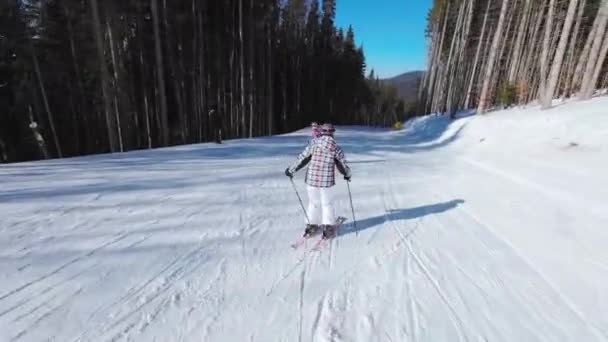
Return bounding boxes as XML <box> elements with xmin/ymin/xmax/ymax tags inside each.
<box><xmin>346</xmin><ymin>180</ymin><xmax>358</xmax><ymax>236</ymax></box>
<box><xmin>290</xmin><ymin>177</ymin><xmax>310</xmax><ymax>224</ymax></box>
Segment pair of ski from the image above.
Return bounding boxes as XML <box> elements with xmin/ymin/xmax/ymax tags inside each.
<box><xmin>290</xmin><ymin>216</ymin><xmax>347</xmax><ymax>251</ymax></box>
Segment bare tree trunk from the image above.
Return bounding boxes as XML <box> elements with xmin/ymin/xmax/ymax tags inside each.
<box><xmin>68</xmin><ymin>91</ymin><xmax>81</xmax><ymax>153</ymax></box>
<box><xmin>426</xmin><ymin>1</ymin><xmax>450</xmax><ymax>113</ymax></box>
<box><xmin>64</xmin><ymin>7</ymin><xmax>85</xmax><ymax>153</ymax></box>
<box><xmin>89</xmin><ymin>0</ymin><xmax>117</xmax><ymax>153</ymax></box>
<box><xmin>453</xmin><ymin>0</ymin><xmax>475</xmax><ymax>112</ymax></box>
<box><xmin>478</xmin><ymin>0</ymin><xmax>510</xmax><ymax>114</ymax></box>
<box><xmin>136</xmin><ymin>12</ymin><xmax>152</xmax><ymax>148</ymax></box>
<box><xmin>563</xmin><ymin>0</ymin><xmax>587</xmax><ymax>98</ymax></box>
<box><xmin>267</xmin><ymin>12</ymin><xmax>274</xmax><ymax>136</ymax></box>
<box><xmin>538</xmin><ymin>0</ymin><xmax>558</xmax><ymax>103</ymax></box>
<box><xmin>64</xmin><ymin>5</ymin><xmax>87</xmax><ymax>119</ymax></box>
<box><xmin>518</xmin><ymin>2</ymin><xmax>544</xmax><ymax>84</ymax></box>
<box><xmin>0</xmin><ymin>138</ymin><xmax>7</xmax><ymax>162</ymax></box>
<box><xmin>298</xmin><ymin>58</ymin><xmax>303</xmax><ymax>117</ymax></box>
<box><xmin>444</xmin><ymin>0</ymin><xmax>467</xmax><ymax>115</ymax></box>
<box><xmin>542</xmin><ymin>0</ymin><xmax>581</xmax><ymax>108</ymax></box>
<box><xmin>431</xmin><ymin>3</ymin><xmax>456</xmax><ymax>115</ymax></box>
<box><xmin>178</xmin><ymin>35</ymin><xmax>188</xmax><ymax>141</ymax></box>
<box><xmin>431</xmin><ymin>60</ymin><xmax>446</xmax><ymax>113</ymax></box>
<box><xmin>143</xmin><ymin>88</ymin><xmax>152</xmax><ymax>148</ymax></box>
<box><xmin>589</xmin><ymin>30</ymin><xmax>608</xmax><ymax>91</ymax></box>
<box><xmin>153</xmin><ymin>70</ymin><xmax>161</xmax><ymax>135</ymax></box>
<box><xmin>230</xmin><ymin>38</ymin><xmax>236</xmax><ymax>137</ymax></box>
<box><xmin>465</xmin><ymin>0</ymin><xmax>491</xmax><ymax>109</ymax></box>
<box><xmin>106</xmin><ymin>20</ymin><xmax>124</xmax><ymax>151</ymax></box>
<box><xmin>573</xmin><ymin>20</ymin><xmax>600</xmax><ymax>91</ymax></box>
<box><xmin>282</xmin><ymin>73</ymin><xmax>287</xmax><ymax>127</ymax></box>
<box><xmin>151</xmin><ymin>0</ymin><xmax>169</xmax><ymax>146</ymax></box>
<box><xmin>199</xmin><ymin>4</ymin><xmax>207</xmax><ymax>141</ymax></box>
<box><xmin>418</xmin><ymin>21</ymin><xmax>436</xmax><ymax>104</ymax></box>
<box><xmin>489</xmin><ymin>0</ymin><xmax>518</xmax><ymax>104</ymax></box>
<box><xmin>248</xmin><ymin>0</ymin><xmax>254</xmax><ymax>138</ymax></box>
<box><xmin>509</xmin><ymin>0</ymin><xmax>532</xmax><ymax>83</ymax></box>
<box><xmin>419</xmin><ymin>18</ymin><xmax>439</xmax><ymax>108</ymax></box>
<box><xmin>498</xmin><ymin>0</ymin><xmax>519</xmax><ymax>77</ymax></box>
<box><xmin>192</xmin><ymin>0</ymin><xmax>201</xmax><ymax>142</ymax></box>
<box><xmin>238</xmin><ymin>0</ymin><xmax>246</xmax><ymax>137</ymax></box>
<box><xmin>31</xmin><ymin>43</ymin><xmax>62</xmax><ymax>158</ymax></box>
<box><xmin>581</xmin><ymin>2</ymin><xmax>608</xmax><ymax>99</ymax></box>
<box><xmin>134</xmin><ymin>0</ymin><xmax>151</xmax><ymax>149</ymax></box>
<box><xmin>423</xmin><ymin>34</ymin><xmax>439</xmax><ymax>112</ymax></box>
<box><xmin>163</xmin><ymin>0</ymin><xmax>186</xmax><ymax>143</ymax></box>
<box><xmin>141</xmin><ymin>49</ymin><xmax>152</xmax><ymax>149</ymax></box>
<box><xmin>221</xmin><ymin>76</ymin><xmax>227</xmax><ymax>140</ymax></box>
<box><xmin>581</xmin><ymin>29</ymin><xmax>608</xmax><ymax>97</ymax></box>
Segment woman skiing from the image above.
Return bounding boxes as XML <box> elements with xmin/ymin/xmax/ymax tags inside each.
<box><xmin>285</xmin><ymin>123</ymin><xmax>351</xmax><ymax>238</ymax></box>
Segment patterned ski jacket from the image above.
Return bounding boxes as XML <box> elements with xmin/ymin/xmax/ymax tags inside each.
<box><xmin>288</xmin><ymin>135</ymin><xmax>351</xmax><ymax>188</ymax></box>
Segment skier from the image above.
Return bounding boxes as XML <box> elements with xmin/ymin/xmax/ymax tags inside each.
<box><xmin>305</xmin><ymin>122</ymin><xmax>321</xmax><ymax>147</ymax></box>
<box><xmin>311</xmin><ymin>122</ymin><xmax>321</xmax><ymax>140</ymax></box>
<box><xmin>285</xmin><ymin>123</ymin><xmax>351</xmax><ymax>238</ymax></box>
<box><xmin>208</xmin><ymin>104</ymin><xmax>222</xmax><ymax>144</ymax></box>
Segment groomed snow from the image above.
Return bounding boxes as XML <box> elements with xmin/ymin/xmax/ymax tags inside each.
<box><xmin>1</xmin><ymin>97</ymin><xmax>607</xmax><ymax>341</ymax></box>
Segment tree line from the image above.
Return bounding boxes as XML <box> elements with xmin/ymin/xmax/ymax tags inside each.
<box><xmin>0</xmin><ymin>0</ymin><xmax>408</xmax><ymax>163</ymax></box>
<box><xmin>419</xmin><ymin>0</ymin><xmax>608</xmax><ymax>117</ymax></box>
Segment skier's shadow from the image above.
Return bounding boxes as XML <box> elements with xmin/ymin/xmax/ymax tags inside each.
<box><xmin>339</xmin><ymin>199</ymin><xmax>465</xmax><ymax>237</ymax></box>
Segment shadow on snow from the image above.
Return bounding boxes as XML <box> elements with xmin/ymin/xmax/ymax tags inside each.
<box><xmin>339</xmin><ymin>199</ymin><xmax>466</xmax><ymax>238</ymax></box>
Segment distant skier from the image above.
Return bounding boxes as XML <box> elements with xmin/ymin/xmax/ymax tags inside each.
<box><xmin>311</xmin><ymin>122</ymin><xmax>321</xmax><ymax>140</ymax></box>
<box><xmin>208</xmin><ymin>104</ymin><xmax>222</xmax><ymax>144</ymax></box>
<box><xmin>285</xmin><ymin>123</ymin><xmax>351</xmax><ymax>238</ymax></box>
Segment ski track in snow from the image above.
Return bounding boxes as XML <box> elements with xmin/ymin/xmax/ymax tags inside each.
<box><xmin>1</xmin><ymin>97</ymin><xmax>608</xmax><ymax>341</ymax></box>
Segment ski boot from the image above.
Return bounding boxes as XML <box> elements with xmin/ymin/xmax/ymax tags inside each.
<box><xmin>322</xmin><ymin>224</ymin><xmax>337</xmax><ymax>239</ymax></box>
<box><xmin>304</xmin><ymin>224</ymin><xmax>320</xmax><ymax>237</ymax></box>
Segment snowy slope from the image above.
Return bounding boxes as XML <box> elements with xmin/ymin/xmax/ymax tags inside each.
<box><xmin>1</xmin><ymin>97</ymin><xmax>607</xmax><ymax>342</ymax></box>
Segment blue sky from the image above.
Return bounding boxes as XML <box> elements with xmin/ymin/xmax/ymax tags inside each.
<box><xmin>334</xmin><ymin>0</ymin><xmax>433</xmax><ymax>79</ymax></box>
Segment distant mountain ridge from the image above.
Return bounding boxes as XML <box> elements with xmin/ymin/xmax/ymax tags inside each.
<box><xmin>382</xmin><ymin>71</ymin><xmax>425</xmax><ymax>103</ymax></box>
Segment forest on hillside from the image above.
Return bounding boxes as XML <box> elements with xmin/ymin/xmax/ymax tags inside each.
<box><xmin>420</xmin><ymin>0</ymin><xmax>608</xmax><ymax>116</ymax></box>
<box><xmin>0</xmin><ymin>0</ymin><xmax>409</xmax><ymax>163</ymax></box>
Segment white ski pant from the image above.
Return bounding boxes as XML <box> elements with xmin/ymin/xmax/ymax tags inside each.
<box><xmin>306</xmin><ymin>186</ymin><xmax>335</xmax><ymax>225</ymax></box>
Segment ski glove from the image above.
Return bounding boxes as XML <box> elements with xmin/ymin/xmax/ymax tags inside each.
<box><xmin>285</xmin><ymin>168</ymin><xmax>293</xmax><ymax>178</ymax></box>
<box><xmin>344</xmin><ymin>175</ymin><xmax>351</xmax><ymax>182</ymax></box>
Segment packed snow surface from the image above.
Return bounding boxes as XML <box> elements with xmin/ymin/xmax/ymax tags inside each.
<box><xmin>1</xmin><ymin>97</ymin><xmax>608</xmax><ymax>341</ymax></box>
